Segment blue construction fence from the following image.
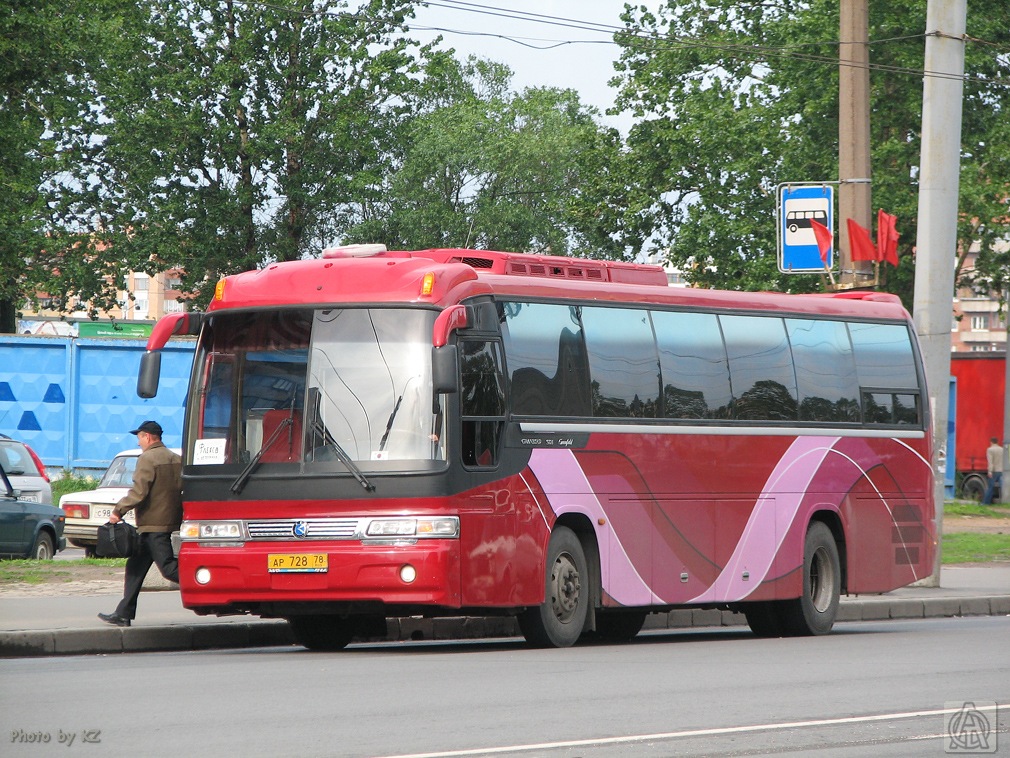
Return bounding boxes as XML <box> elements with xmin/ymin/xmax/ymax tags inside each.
<box><xmin>0</xmin><ymin>335</ymin><xmax>195</xmax><ymax>476</ymax></box>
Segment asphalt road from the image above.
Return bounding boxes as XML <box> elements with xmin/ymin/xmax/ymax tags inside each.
<box><xmin>3</xmin><ymin>616</ymin><xmax>1007</xmax><ymax>757</ymax></box>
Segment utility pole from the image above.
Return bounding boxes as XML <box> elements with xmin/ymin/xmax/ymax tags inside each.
<box><xmin>837</xmin><ymin>0</ymin><xmax>874</xmax><ymax>289</ymax></box>
<box><xmin>912</xmin><ymin>0</ymin><xmax>966</xmax><ymax>586</ymax></box>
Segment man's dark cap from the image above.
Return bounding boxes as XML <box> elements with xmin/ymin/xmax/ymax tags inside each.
<box><xmin>130</xmin><ymin>420</ymin><xmax>163</xmax><ymax>436</ymax></box>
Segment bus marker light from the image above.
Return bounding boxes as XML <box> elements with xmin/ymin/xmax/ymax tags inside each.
<box><xmin>416</xmin><ymin>518</ymin><xmax>459</xmax><ymax>537</ymax></box>
<box><xmin>195</xmin><ymin>568</ymin><xmax>212</xmax><ymax>585</ymax></box>
<box><xmin>214</xmin><ymin>279</ymin><xmax>226</xmax><ymax>301</ymax></box>
<box><xmin>400</xmin><ymin>565</ymin><xmax>417</xmax><ymax>583</ymax></box>
<box><xmin>421</xmin><ymin>272</ymin><xmax>435</xmax><ymax>296</ymax></box>
<box><xmin>598</xmin><ymin>518</ymin><xmax>606</xmax><ymax>526</ymax></box>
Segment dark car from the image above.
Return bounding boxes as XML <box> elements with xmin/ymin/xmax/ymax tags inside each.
<box><xmin>0</xmin><ymin>459</ymin><xmax>66</xmax><ymax>559</ymax></box>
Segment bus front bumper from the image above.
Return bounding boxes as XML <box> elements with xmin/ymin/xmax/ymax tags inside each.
<box><xmin>177</xmin><ymin>540</ymin><xmax>462</xmax><ymax>614</ymax></box>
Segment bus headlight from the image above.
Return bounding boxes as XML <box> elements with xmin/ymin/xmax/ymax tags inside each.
<box><xmin>180</xmin><ymin>520</ymin><xmax>244</xmax><ymax>541</ymax></box>
<box><xmin>366</xmin><ymin>519</ymin><xmax>416</xmax><ymax>536</ymax></box>
<box><xmin>364</xmin><ymin>517</ymin><xmax>458</xmax><ymax>538</ymax></box>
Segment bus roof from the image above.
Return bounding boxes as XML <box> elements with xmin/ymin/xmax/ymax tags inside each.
<box><xmin>205</xmin><ymin>248</ymin><xmax>910</xmax><ymax>322</ymax></box>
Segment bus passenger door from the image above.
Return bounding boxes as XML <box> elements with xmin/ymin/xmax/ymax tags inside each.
<box><xmin>458</xmin><ymin>339</ymin><xmax>516</xmax><ymax>605</ymax></box>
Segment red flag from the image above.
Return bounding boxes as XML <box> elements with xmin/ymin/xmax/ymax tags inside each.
<box><xmin>877</xmin><ymin>209</ymin><xmax>900</xmax><ymax>266</ymax></box>
<box><xmin>847</xmin><ymin>218</ymin><xmax>878</xmax><ymax>262</ymax></box>
<box><xmin>809</xmin><ymin>219</ymin><xmax>833</xmax><ymax>265</ymax></box>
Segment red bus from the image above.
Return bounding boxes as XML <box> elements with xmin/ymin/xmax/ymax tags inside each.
<box><xmin>138</xmin><ymin>246</ymin><xmax>935</xmax><ymax>649</ymax></box>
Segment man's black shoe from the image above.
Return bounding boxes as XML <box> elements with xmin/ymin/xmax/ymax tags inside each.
<box><xmin>98</xmin><ymin>612</ymin><xmax>131</xmax><ymax>627</ymax></box>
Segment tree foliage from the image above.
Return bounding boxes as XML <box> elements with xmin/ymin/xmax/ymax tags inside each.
<box><xmin>1</xmin><ymin>0</ymin><xmax>424</xmax><ymax>323</ymax></box>
<box><xmin>0</xmin><ymin>0</ymin><xmax>117</xmax><ymax>329</ymax></box>
<box><xmin>2</xmin><ymin>1</ymin><xmax>637</xmax><ymax>330</ymax></box>
<box><xmin>344</xmin><ymin>53</ymin><xmax>638</xmax><ymax>259</ymax></box>
<box><xmin>612</xmin><ymin>0</ymin><xmax>1010</xmax><ymax>304</ymax></box>
<box><xmin>74</xmin><ymin>0</ymin><xmax>424</xmax><ymax>309</ymax></box>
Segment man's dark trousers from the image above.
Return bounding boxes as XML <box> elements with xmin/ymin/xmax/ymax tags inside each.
<box><xmin>115</xmin><ymin>532</ymin><xmax>179</xmax><ymax>620</ymax></box>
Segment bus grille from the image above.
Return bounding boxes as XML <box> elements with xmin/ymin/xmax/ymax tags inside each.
<box><xmin>245</xmin><ymin>518</ymin><xmax>361</xmax><ymax>540</ymax></box>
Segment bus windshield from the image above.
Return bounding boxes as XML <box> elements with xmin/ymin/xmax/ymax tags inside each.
<box><xmin>188</xmin><ymin>308</ymin><xmax>444</xmax><ymax>470</ymax></box>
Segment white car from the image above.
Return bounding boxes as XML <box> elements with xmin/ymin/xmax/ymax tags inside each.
<box><xmin>59</xmin><ymin>448</ymin><xmax>180</xmax><ymax>557</ymax></box>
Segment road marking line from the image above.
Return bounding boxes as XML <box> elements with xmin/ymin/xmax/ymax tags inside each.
<box><xmin>376</xmin><ymin>703</ymin><xmax>1006</xmax><ymax>758</ymax></box>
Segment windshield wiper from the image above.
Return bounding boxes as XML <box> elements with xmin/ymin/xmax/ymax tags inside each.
<box><xmin>309</xmin><ymin>416</ymin><xmax>374</xmax><ymax>492</ymax></box>
<box><xmin>231</xmin><ymin>415</ymin><xmax>375</xmax><ymax>494</ymax></box>
<box><xmin>230</xmin><ymin>416</ymin><xmax>294</xmax><ymax>495</ymax></box>
<box><xmin>378</xmin><ymin>395</ymin><xmax>403</xmax><ymax>452</ymax></box>
<box><xmin>317</xmin><ymin>437</ymin><xmax>374</xmax><ymax>492</ymax></box>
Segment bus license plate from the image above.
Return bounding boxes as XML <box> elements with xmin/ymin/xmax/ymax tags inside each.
<box><xmin>267</xmin><ymin>554</ymin><xmax>328</xmax><ymax>573</ymax></box>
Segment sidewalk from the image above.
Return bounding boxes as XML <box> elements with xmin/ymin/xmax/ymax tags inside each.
<box><xmin>1</xmin><ymin>565</ymin><xmax>1007</xmax><ymax>657</ymax></box>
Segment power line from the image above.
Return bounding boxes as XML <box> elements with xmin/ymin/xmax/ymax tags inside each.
<box><xmin>229</xmin><ymin>0</ymin><xmax>1008</xmax><ymax>87</ymax></box>
<box><xmin>417</xmin><ymin>0</ymin><xmax>1007</xmax><ymax>86</ymax></box>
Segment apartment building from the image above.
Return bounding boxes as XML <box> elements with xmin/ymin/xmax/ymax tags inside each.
<box><xmin>19</xmin><ymin>268</ymin><xmax>186</xmax><ymax>336</ymax></box>
<box><xmin>952</xmin><ymin>245</ymin><xmax>1007</xmax><ymax>353</ymax></box>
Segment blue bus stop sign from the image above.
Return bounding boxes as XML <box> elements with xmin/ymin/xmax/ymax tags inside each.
<box><xmin>778</xmin><ymin>184</ymin><xmax>834</xmax><ymax>272</ymax></box>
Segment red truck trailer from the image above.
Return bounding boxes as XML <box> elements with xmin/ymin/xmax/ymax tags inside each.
<box><xmin>950</xmin><ymin>353</ymin><xmax>1005</xmax><ymax>500</ymax></box>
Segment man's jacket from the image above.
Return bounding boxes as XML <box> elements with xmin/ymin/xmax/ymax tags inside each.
<box><xmin>114</xmin><ymin>442</ymin><xmax>183</xmax><ymax>533</ymax></box>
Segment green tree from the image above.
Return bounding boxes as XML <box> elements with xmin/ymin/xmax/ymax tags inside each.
<box><xmin>347</xmin><ymin>54</ymin><xmax>637</xmax><ymax>259</ymax></box>
<box><xmin>39</xmin><ymin>0</ymin><xmax>423</xmax><ymax>313</ymax></box>
<box><xmin>611</xmin><ymin>0</ymin><xmax>1010</xmax><ymax>303</ymax></box>
<box><xmin>0</xmin><ymin>0</ymin><xmax>120</xmax><ymax>332</ymax></box>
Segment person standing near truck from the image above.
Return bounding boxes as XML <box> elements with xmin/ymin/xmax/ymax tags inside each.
<box><xmin>982</xmin><ymin>437</ymin><xmax>1004</xmax><ymax>505</ymax></box>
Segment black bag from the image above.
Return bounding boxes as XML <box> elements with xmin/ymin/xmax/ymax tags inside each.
<box><xmin>96</xmin><ymin>521</ymin><xmax>141</xmax><ymax>558</ymax></box>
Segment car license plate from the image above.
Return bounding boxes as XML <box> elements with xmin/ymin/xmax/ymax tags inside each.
<box><xmin>268</xmin><ymin>553</ymin><xmax>328</xmax><ymax>573</ymax></box>
<box><xmin>93</xmin><ymin>506</ymin><xmax>114</xmax><ymax>521</ymax></box>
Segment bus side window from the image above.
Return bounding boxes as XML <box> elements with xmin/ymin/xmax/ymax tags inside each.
<box><xmin>460</xmin><ymin>340</ymin><xmax>506</xmax><ymax>467</ymax></box>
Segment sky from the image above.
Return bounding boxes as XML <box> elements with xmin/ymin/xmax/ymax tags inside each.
<box><xmin>404</xmin><ymin>1</ymin><xmax>661</xmax><ymax>130</ymax></box>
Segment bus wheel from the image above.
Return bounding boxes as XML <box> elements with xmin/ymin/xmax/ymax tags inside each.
<box><xmin>288</xmin><ymin>615</ymin><xmax>358</xmax><ymax>651</ymax></box>
<box><xmin>593</xmin><ymin>610</ymin><xmax>648</xmax><ymax>642</ymax></box>
<box><xmin>744</xmin><ymin>602</ymin><xmax>785</xmax><ymax>638</ymax></box>
<box><xmin>782</xmin><ymin>522</ymin><xmax>841</xmax><ymax>636</ymax></box>
<box><xmin>518</xmin><ymin>526</ymin><xmax>589</xmax><ymax>648</ymax></box>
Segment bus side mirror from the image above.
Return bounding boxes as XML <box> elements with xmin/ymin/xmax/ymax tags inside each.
<box><xmin>432</xmin><ymin>345</ymin><xmax>458</xmax><ymax>395</ymax></box>
<box><xmin>137</xmin><ymin>351</ymin><xmax>162</xmax><ymax>399</ymax></box>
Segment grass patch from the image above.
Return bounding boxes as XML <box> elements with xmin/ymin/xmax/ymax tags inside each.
<box><xmin>0</xmin><ymin>560</ymin><xmax>73</xmax><ymax>584</ymax></box>
<box><xmin>944</xmin><ymin>501</ymin><xmax>1010</xmax><ymax>518</ymax></box>
<box><xmin>942</xmin><ymin>533</ymin><xmax>1010</xmax><ymax>564</ymax></box>
<box><xmin>51</xmin><ymin>472</ymin><xmax>100</xmax><ymax>501</ymax></box>
<box><xmin>0</xmin><ymin>558</ymin><xmax>126</xmax><ymax>585</ymax></box>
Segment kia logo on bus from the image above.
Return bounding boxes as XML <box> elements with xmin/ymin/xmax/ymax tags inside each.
<box><xmin>292</xmin><ymin>520</ymin><xmax>309</xmax><ymax>539</ymax></box>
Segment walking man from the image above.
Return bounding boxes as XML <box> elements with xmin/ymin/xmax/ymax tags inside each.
<box><xmin>982</xmin><ymin>437</ymin><xmax>1004</xmax><ymax>505</ymax></box>
<box><xmin>98</xmin><ymin>420</ymin><xmax>183</xmax><ymax>627</ymax></box>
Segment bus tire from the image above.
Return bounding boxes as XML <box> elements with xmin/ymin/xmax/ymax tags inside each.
<box><xmin>781</xmin><ymin>521</ymin><xmax>841</xmax><ymax>636</ymax></box>
<box><xmin>593</xmin><ymin>610</ymin><xmax>648</xmax><ymax>642</ymax></box>
<box><xmin>288</xmin><ymin>615</ymin><xmax>357</xmax><ymax>651</ymax></box>
<box><xmin>518</xmin><ymin>526</ymin><xmax>589</xmax><ymax>648</ymax></box>
<box><xmin>744</xmin><ymin>601</ymin><xmax>785</xmax><ymax>638</ymax></box>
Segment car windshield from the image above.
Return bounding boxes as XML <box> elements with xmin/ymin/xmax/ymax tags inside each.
<box><xmin>187</xmin><ymin>308</ymin><xmax>445</xmax><ymax>470</ymax></box>
<box><xmin>98</xmin><ymin>456</ymin><xmax>138</xmax><ymax>488</ymax></box>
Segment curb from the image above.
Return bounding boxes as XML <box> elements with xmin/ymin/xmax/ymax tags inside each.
<box><xmin>3</xmin><ymin>595</ymin><xmax>1008</xmax><ymax>657</ymax></box>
